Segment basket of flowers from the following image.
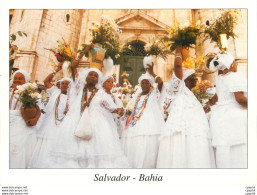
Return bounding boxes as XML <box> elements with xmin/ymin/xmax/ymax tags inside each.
<box><xmin>166</xmin><ymin>20</ymin><xmax>203</xmax><ymax>61</ymax></box>
<box><xmin>16</xmin><ymin>83</ymin><xmax>40</xmax><ymax>123</ymax></box>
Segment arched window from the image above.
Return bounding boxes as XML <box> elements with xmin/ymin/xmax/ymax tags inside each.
<box><xmin>66</xmin><ymin>14</ymin><xmax>70</xmax><ymax>23</ymax></box>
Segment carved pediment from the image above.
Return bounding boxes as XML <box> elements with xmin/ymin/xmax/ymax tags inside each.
<box><xmin>116</xmin><ymin>10</ymin><xmax>170</xmax><ymax>34</ymax></box>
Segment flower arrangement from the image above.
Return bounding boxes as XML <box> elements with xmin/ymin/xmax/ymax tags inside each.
<box><xmin>167</xmin><ymin>20</ymin><xmax>203</xmax><ymax>51</ymax></box>
<box><xmin>192</xmin><ymin>80</ymin><xmax>214</xmax><ymax>104</ymax></box>
<box><xmin>16</xmin><ymin>83</ymin><xmax>39</xmax><ymax>108</ymax></box>
<box><xmin>144</xmin><ymin>35</ymin><xmax>171</xmax><ymax>60</ymax></box>
<box><xmin>121</xmin><ymin>71</ymin><xmax>129</xmax><ymax>79</ymax></box>
<box><xmin>45</xmin><ymin>38</ymin><xmax>73</xmax><ymax>62</ymax></box>
<box><xmin>121</xmin><ymin>88</ymin><xmax>129</xmax><ymax>95</ymax></box>
<box><xmin>77</xmin><ymin>15</ymin><xmax>122</xmax><ymax>64</ymax></box>
<box><xmin>204</xmin><ymin>9</ymin><xmax>239</xmax><ymax>48</ymax></box>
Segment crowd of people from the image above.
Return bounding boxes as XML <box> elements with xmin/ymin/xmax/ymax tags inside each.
<box><xmin>9</xmin><ymin>45</ymin><xmax>247</xmax><ymax>169</ymax></box>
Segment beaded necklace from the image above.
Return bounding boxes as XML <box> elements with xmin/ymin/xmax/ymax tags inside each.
<box><xmin>129</xmin><ymin>90</ymin><xmax>152</xmax><ymax>127</ymax></box>
<box><xmin>9</xmin><ymin>89</ymin><xmax>21</xmax><ymax>110</ymax></box>
<box><xmin>55</xmin><ymin>94</ymin><xmax>69</xmax><ymax>126</ymax></box>
<box><xmin>111</xmin><ymin>93</ymin><xmax>116</xmax><ymax>103</ymax></box>
<box><xmin>81</xmin><ymin>86</ymin><xmax>98</xmax><ymax>113</ymax></box>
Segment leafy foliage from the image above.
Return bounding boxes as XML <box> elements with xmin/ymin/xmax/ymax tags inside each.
<box><xmin>204</xmin><ymin>9</ymin><xmax>239</xmax><ymax>46</ymax></box>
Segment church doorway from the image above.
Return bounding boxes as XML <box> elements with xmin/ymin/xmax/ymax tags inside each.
<box><xmin>119</xmin><ymin>41</ymin><xmax>146</xmax><ymax>87</ymax></box>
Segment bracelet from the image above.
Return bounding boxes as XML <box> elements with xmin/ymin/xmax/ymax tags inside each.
<box><xmin>154</xmin><ymin>75</ymin><xmax>160</xmax><ymax>82</ymax></box>
<box><xmin>175</xmin><ymin>55</ymin><xmax>182</xmax><ymax>59</ymax></box>
<box><xmin>52</xmin><ymin>71</ymin><xmax>56</xmax><ymax>76</ymax></box>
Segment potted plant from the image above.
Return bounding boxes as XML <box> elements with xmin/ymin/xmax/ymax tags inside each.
<box><xmin>204</xmin><ymin>9</ymin><xmax>239</xmax><ymax>52</ymax></box>
<box><xmin>77</xmin><ymin>15</ymin><xmax>122</xmax><ymax>70</ymax></box>
<box><xmin>16</xmin><ymin>83</ymin><xmax>40</xmax><ymax>123</ymax></box>
<box><xmin>167</xmin><ymin>20</ymin><xmax>203</xmax><ymax>61</ymax></box>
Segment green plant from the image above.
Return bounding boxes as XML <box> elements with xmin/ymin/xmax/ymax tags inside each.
<box><xmin>144</xmin><ymin>35</ymin><xmax>171</xmax><ymax>60</ymax></box>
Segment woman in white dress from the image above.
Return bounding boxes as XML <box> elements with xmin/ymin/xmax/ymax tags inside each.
<box><xmin>157</xmin><ymin>46</ymin><xmax>215</xmax><ymax>168</ymax></box>
<box><xmin>207</xmin><ymin>53</ymin><xmax>247</xmax><ymax>168</ymax></box>
<box><xmin>29</xmin><ymin>77</ymin><xmax>80</xmax><ymax>168</ymax></box>
<box><xmin>120</xmin><ymin>62</ymin><xmax>165</xmax><ymax>168</ymax></box>
<box><xmin>75</xmin><ymin>73</ymin><xmax>130</xmax><ymax>168</ymax></box>
<box><xmin>10</xmin><ymin>69</ymin><xmax>41</xmax><ymax>168</ymax></box>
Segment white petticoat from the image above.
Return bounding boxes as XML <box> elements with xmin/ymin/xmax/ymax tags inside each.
<box><xmin>157</xmin><ymin>131</ymin><xmax>216</xmax><ymax>168</ymax></box>
<box><xmin>215</xmin><ymin>144</ymin><xmax>247</xmax><ymax>168</ymax></box>
<box><xmin>10</xmin><ymin>110</ymin><xmax>37</xmax><ymax>168</ymax></box>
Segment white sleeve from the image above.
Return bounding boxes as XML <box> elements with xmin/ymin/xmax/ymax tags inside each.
<box><xmin>47</xmin><ymin>86</ymin><xmax>59</xmax><ymax>97</ymax></box>
<box><xmin>166</xmin><ymin>73</ymin><xmax>184</xmax><ymax>96</ymax></box>
<box><xmin>101</xmin><ymin>92</ymin><xmax>118</xmax><ymax>112</ymax></box>
<box><xmin>226</xmin><ymin>72</ymin><xmax>247</xmax><ymax>93</ymax></box>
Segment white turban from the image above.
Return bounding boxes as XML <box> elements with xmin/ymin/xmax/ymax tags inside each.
<box><xmin>143</xmin><ymin>55</ymin><xmax>155</xmax><ymax>69</ymax></box>
<box><xmin>10</xmin><ymin>69</ymin><xmax>30</xmax><ymax>87</ymax></box>
<box><xmin>182</xmin><ymin>67</ymin><xmax>195</xmax><ymax>80</ymax></box>
<box><xmin>209</xmin><ymin>53</ymin><xmax>234</xmax><ymax>71</ymax></box>
<box><xmin>138</xmin><ymin>73</ymin><xmax>154</xmax><ymax>86</ymax></box>
<box><xmin>100</xmin><ymin>73</ymin><xmax>113</xmax><ymax>86</ymax></box>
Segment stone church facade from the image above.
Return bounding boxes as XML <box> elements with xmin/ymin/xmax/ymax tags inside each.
<box><xmin>9</xmin><ymin>9</ymin><xmax>247</xmax><ymax>85</ymax></box>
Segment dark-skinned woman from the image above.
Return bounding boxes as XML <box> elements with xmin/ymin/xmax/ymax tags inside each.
<box><xmin>9</xmin><ymin>69</ymin><xmax>41</xmax><ymax>168</ymax></box>
<box><xmin>120</xmin><ymin>64</ymin><xmax>165</xmax><ymax>168</ymax></box>
<box><xmin>75</xmin><ymin>73</ymin><xmax>130</xmax><ymax>168</ymax></box>
<box><xmin>208</xmin><ymin>53</ymin><xmax>247</xmax><ymax>168</ymax></box>
<box><xmin>157</xmin><ymin>46</ymin><xmax>215</xmax><ymax>168</ymax></box>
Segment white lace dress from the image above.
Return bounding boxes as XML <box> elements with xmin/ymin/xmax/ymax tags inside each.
<box><xmin>209</xmin><ymin>72</ymin><xmax>247</xmax><ymax>168</ymax></box>
<box><xmin>10</xmin><ymin>90</ymin><xmax>38</xmax><ymax>168</ymax></box>
<box><xmin>157</xmin><ymin>74</ymin><xmax>215</xmax><ymax>168</ymax></box>
<box><xmin>77</xmin><ymin>89</ymin><xmax>130</xmax><ymax>168</ymax></box>
<box><xmin>29</xmin><ymin>91</ymin><xmax>80</xmax><ymax>168</ymax></box>
<box><xmin>120</xmin><ymin>88</ymin><xmax>165</xmax><ymax>168</ymax></box>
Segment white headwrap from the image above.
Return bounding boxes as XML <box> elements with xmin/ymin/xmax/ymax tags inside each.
<box><xmin>10</xmin><ymin>69</ymin><xmax>30</xmax><ymax>87</ymax></box>
<box><xmin>182</xmin><ymin>67</ymin><xmax>195</xmax><ymax>80</ymax></box>
<box><xmin>59</xmin><ymin>77</ymin><xmax>72</xmax><ymax>84</ymax></box>
<box><xmin>209</xmin><ymin>53</ymin><xmax>234</xmax><ymax>71</ymax></box>
<box><xmin>138</xmin><ymin>72</ymin><xmax>154</xmax><ymax>86</ymax></box>
<box><xmin>143</xmin><ymin>55</ymin><xmax>155</xmax><ymax>69</ymax></box>
<box><xmin>76</xmin><ymin>67</ymin><xmax>103</xmax><ymax>89</ymax></box>
<box><xmin>100</xmin><ymin>73</ymin><xmax>113</xmax><ymax>87</ymax></box>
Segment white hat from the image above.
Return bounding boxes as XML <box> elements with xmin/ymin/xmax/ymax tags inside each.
<box><xmin>138</xmin><ymin>72</ymin><xmax>154</xmax><ymax>86</ymax></box>
<box><xmin>182</xmin><ymin>67</ymin><xmax>195</xmax><ymax>80</ymax></box>
<box><xmin>143</xmin><ymin>55</ymin><xmax>155</xmax><ymax>69</ymax></box>
<box><xmin>209</xmin><ymin>53</ymin><xmax>234</xmax><ymax>71</ymax></box>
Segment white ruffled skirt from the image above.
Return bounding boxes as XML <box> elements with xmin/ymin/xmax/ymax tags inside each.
<box><xmin>29</xmin><ymin>112</ymin><xmax>80</xmax><ymax>168</ymax></box>
<box><xmin>157</xmin><ymin>131</ymin><xmax>216</xmax><ymax>168</ymax></box>
<box><xmin>215</xmin><ymin>144</ymin><xmax>247</xmax><ymax>168</ymax></box>
<box><xmin>77</xmin><ymin>109</ymin><xmax>130</xmax><ymax>168</ymax></box>
<box><xmin>120</xmin><ymin>135</ymin><xmax>160</xmax><ymax>168</ymax></box>
<box><xmin>10</xmin><ymin>110</ymin><xmax>38</xmax><ymax>168</ymax></box>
